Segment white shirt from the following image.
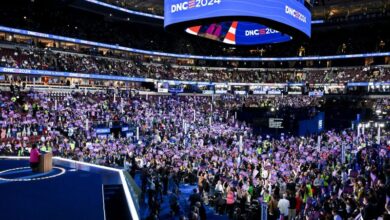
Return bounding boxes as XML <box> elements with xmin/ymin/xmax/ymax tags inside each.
<box><xmin>277</xmin><ymin>198</ymin><xmax>290</xmax><ymax>216</ymax></box>
<box><xmin>261</xmin><ymin>168</ymin><xmax>269</xmax><ymax>179</ymax></box>
<box><xmin>215</xmin><ymin>184</ymin><xmax>223</xmax><ymax>193</ymax></box>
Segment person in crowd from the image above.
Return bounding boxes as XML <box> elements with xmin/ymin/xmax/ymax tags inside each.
<box><xmin>29</xmin><ymin>143</ymin><xmax>40</xmax><ymax>172</ymax></box>
<box><xmin>225</xmin><ymin>186</ymin><xmax>236</xmax><ymax>218</ymax></box>
<box><xmin>278</xmin><ymin>193</ymin><xmax>290</xmax><ymax>219</ymax></box>
<box><xmin>268</xmin><ymin>194</ymin><xmax>279</xmax><ymax>220</ymax></box>
<box><xmin>189</xmin><ymin>189</ymin><xmax>202</xmax><ymax>208</ymax></box>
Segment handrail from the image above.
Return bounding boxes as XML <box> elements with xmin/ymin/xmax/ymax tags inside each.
<box><xmin>1</xmin><ymin>67</ymin><xmax>389</xmax><ymax>86</ymax></box>
<box><xmin>85</xmin><ymin>0</ymin><xmax>164</xmax><ymax>19</ymax></box>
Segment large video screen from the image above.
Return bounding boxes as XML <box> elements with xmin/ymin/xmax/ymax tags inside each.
<box><xmin>165</xmin><ymin>0</ymin><xmax>311</xmax><ymax>45</ymax></box>
<box><xmin>186</xmin><ymin>21</ymin><xmax>292</xmax><ymax>45</ymax></box>
<box><xmin>188</xmin><ymin>22</ymin><xmax>233</xmax><ymax>42</ymax></box>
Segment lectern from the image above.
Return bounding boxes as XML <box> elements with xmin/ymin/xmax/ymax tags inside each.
<box><xmin>38</xmin><ymin>152</ymin><xmax>53</xmax><ymax>173</ymax></box>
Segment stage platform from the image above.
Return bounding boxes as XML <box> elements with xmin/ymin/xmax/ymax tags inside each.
<box><xmin>0</xmin><ymin>157</ymin><xmax>140</xmax><ymax>220</ymax></box>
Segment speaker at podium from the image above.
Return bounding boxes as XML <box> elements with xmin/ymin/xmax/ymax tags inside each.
<box><xmin>38</xmin><ymin>152</ymin><xmax>53</xmax><ymax>173</ymax></box>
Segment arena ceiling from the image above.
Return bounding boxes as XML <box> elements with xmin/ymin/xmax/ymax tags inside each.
<box><xmin>105</xmin><ymin>0</ymin><xmax>352</xmax><ymax>15</ymax></box>
<box><xmin>106</xmin><ymin>0</ymin><xmax>164</xmax><ymax>15</ymax></box>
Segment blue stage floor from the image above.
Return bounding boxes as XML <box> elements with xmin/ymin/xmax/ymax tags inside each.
<box><xmin>0</xmin><ymin>159</ymin><xmax>105</xmax><ymax>220</ymax></box>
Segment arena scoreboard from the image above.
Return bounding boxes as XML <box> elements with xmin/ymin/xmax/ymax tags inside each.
<box><xmin>164</xmin><ymin>0</ymin><xmax>311</xmax><ymax>45</ymax></box>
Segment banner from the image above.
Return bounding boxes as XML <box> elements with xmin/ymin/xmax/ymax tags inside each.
<box><xmin>309</xmin><ymin>91</ymin><xmax>324</xmax><ymax>97</ymax></box>
<box><xmin>95</xmin><ymin>128</ymin><xmax>111</xmax><ymax>134</ymax></box>
<box><xmin>298</xmin><ymin>112</ymin><xmax>325</xmax><ymax>136</ymax></box>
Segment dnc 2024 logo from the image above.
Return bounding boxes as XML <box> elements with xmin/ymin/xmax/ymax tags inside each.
<box><xmin>285</xmin><ymin>5</ymin><xmax>307</xmax><ymax>23</ymax></box>
<box><xmin>170</xmin><ymin>0</ymin><xmax>221</xmax><ymax>13</ymax></box>
<box><xmin>245</xmin><ymin>28</ymin><xmax>280</xmax><ymax>37</ymax></box>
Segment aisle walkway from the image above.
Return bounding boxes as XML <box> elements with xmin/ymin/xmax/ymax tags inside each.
<box><xmin>134</xmin><ymin>174</ymin><xmax>228</xmax><ymax>220</ymax></box>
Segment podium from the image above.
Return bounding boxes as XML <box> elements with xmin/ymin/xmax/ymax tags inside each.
<box><xmin>38</xmin><ymin>152</ymin><xmax>53</xmax><ymax>173</ymax></box>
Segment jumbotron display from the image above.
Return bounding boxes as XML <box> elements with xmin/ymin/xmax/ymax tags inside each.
<box><xmin>164</xmin><ymin>0</ymin><xmax>312</xmax><ymax>45</ymax></box>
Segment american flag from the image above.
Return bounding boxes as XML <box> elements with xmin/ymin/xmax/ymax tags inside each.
<box><xmin>188</xmin><ymin>0</ymin><xmax>196</xmax><ymax>8</ymax></box>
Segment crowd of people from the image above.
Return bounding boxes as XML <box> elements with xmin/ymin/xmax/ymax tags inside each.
<box><xmin>1</xmin><ymin>46</ymin><xmax>389</xmax><ymax>84</ymax></box>
<box><xmin>0</xmin><ymin>0</ymin><xmax>388</xmax><ymax>57</ymax></box>
<box><xmin>0</xmin><ymin>89</ymin><xmax>389</xmax><ymax>220</ymax></box>
<box><xmin>0</xmin><ymin>1</ymin><xmax>388</xmax><ymax>220</ymax></box>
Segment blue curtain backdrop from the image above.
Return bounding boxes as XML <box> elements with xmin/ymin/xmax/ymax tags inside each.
<box><xmin>298</xmin><ymin>112</ymin><xmax>325</xmax><ymax>136</ymax></box>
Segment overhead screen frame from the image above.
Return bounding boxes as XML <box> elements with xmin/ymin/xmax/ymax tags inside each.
<box><xmin>164</xmin><ymin>0</ymin><xmax>312</xmax><ymax>45</ymax></box>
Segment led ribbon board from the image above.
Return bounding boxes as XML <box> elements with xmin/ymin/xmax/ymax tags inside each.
<box><xmin>164</xmin><ymin>0</ymin><xmax>311</xmax><ymax>45</ymax></box>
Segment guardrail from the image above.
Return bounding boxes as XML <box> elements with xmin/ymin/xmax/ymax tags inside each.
<box><xmin>1</xmin><ymin>66</ymin><xmax>389</xmax><ymax>87</ymax></box>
